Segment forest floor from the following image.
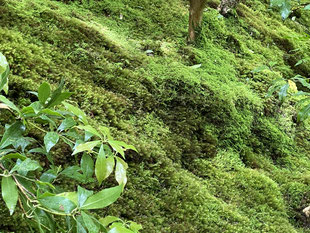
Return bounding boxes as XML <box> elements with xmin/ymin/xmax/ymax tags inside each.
<box><xmin>1</xmin><ymin>0</ymin><xmax>310</xmax><ymax>232</ymax></box>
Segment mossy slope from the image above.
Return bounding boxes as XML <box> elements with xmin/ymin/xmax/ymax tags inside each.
<box><xmin>1</xmin><ymin>0</ymin><xmax>310</xmax><ymax>232</ymax></box>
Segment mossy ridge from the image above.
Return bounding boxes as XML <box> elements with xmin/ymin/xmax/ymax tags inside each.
<box><xmin>0</xmin><ymin>0</ymin><xmax>310</xmax><ymax>232</ymax></box>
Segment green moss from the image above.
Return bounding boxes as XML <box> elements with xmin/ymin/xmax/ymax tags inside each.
<box><xmin>1</xmin><ymin>0</ymin><xmax>310</xmax><ymax>232</ymax></box>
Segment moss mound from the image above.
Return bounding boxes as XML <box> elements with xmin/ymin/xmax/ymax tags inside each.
<box><xmin>1</xmin><ymin>0</ymin><xmax>310</xmax><ymax>232</ymax></box>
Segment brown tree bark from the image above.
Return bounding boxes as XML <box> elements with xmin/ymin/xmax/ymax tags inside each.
<box><xmin>217</xmin><ymin>0</ymin><xmax>241</xmax><ymax>15</ymax></box>
<box><xmin>188</xmin><ymin>0</ymin><xmax>207</xmax><ymax>42</ymax></box>
<box><xmin>188</xmin><ymin>0</ymin><xmax>241</xmax><ymax>42</ymax></box>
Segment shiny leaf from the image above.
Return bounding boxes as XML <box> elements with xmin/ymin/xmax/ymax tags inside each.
<box><xmin>108</xmin><ymin>141</ymin><xmax>125</xmax><ymax>158</ymax></box>
<box><xmin>81</xmin><ymin>211</ymin><xmax>100</xmax><ymax>233</ymax></box>
<box><xmin>115</xmin><ymin>157</ymin><xmax>127</xmax><ymax>186</ymax></box>
<box><xmin>81</xmin><ymin>153</ymin><xmax>94</xmax><ymax>179</ymax></box>
<box><xmin>44</xmin><ymin>132</ymin><xmax>59</xmax><ymax>153</ymax></box>
<box><xmin>78</xmin><ymin>186</ymin><xmax>93</xmax><ymax>207</ymax></box>
<box><xmin>58</xmin><ymin>117</ymin><xmax>76</xmax><ymax>132</ymax></box>
<box><xmin>38</xmin><ymin>82</ymin><xmax>51</xmax><ymax>105</ymax></box>
<box><xmin>77</xmin><ymin>125</ymin><xmax>102</xmax><ymax>139</ymax></box>
<box><xmin>39</xmin><ymin>195</ymin><xmax>76</xmax><ymax>214</ymax></box>
<box><xmin>11</xmin><ymin>158</ymin><xmax>42</xmax><ymax>174</ymax></box>
<box><xmin>108</xmin><ymin>225</ymin><xmax>134</xmax><ymax>233</ymax></box>
<box><xmin>72</xmin><ymin>141</ymin><xmax>101</xmax><ymax>155</ymax></box>
<box><xmin>0</xmin><ymin>122</ymin><xmax>25</xmax><ymax>149</ymax></box>
<box><xmin>95</xmin><ymin>145</ymin><xmax>115</xmax><ymax>185</ymax></box>
<box><xmin>1</xmin><ymin>176</ymin><xmax>18</xmax><ymax>215</ymax></box>
<box><xmin>81</xmin><ymin>185</ymin><xmax>122</xmax><ymax>210</ymax></box>
<box><xmin>63</xmin><ymin>102</ymin><xmax>88</xmax><ymax>125</ymax></box>
<box><xmin>99</xmin><ymin>216</ymin><xmax>121</xmax><ymax>227</ymax></box>
<box><xmin>0</xmin><ymin>95</ymin><xmax>20</xmax><ymax>114</ymax></box>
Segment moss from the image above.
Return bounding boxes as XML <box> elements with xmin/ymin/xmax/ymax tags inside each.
<box><xmin>1</xmin><ymin>0</ymin><xmax>310</xmax><ymax>232</ymax></box>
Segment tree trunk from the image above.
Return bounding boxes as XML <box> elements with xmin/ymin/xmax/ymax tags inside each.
<box><xmin>218</xmin><ymin>0</ymin><xmax>241</xmax><ymax>15</ymax></box>
<box><xmin>188</xmin><ymin>0</ymin><xmax>207</xmax><ymax>42</ymax></box>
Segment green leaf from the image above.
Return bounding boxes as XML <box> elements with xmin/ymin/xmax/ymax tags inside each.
<box><xmin>0</xmin><ymin>153</ymin><xmax>27</xmax><ymax>161</ymax></box>
<box><xmin>40</xmin><ymin>169</ymin><xmax>57</xmax><ymax>183</ymax></box>
<box><xmin>21</xmin><ymin>106</ymin><xmax>36</xmax><ymax>118</ymax></box>
<box><xmin>77</xmin><ymin>125</ymin><xmax>102</xmax><ymax>139</ymax></box>
<box><xmin>304</xmin><ymin>4</ymin><xmax>310</xmax><ymax>10</ymax></box>
<box><xmin>295</xmin><ymin>59</ymin><xmax>305</xmax><ymax>67</ymax></box>
<box><xmin>96</xmin><ymin>155</ymin><xmax>115</xmax><ymax>184</ymax></box>
<box><xmin>266</xmin><ymin>85</ymin><xmax>280</xmax><ymax>98</ymax></box>
<box><xmin>99</xmin><ymin>216</ymin><xmax>121</xmax><ymax>227</ymax></box>
<box><xmin>270</xmin><ymin>0</ymin><xmax>291</xmax><ymax>19</ymax></box>
<box><xmin>11</xmin><ymin>158</ymin><xmax>42</xmax><ymax>174</ymax></box>
<box><xmin>39</xmin><ymin>115</ymin><xmax>57</xmax><ymax>128</ymax></box>
<box><xmin>13</xmin><ymin>137</ymin><xmax>35</xmax><ymax>152</ymax></box>
<box><xmin>39</xmin><ymin>109</ymin><xmax>63</xmax><ymax>117</ymax></box>
<box><xmin>81</xmin><ymin>211</ymin><xmax>100</xmax><ymax>233</ymax></box>
<box><xmin>0</xmin><ymin>53</ymin><xmax>8</xmax><ymax>74</ymax></box>
<box><xmin>0</xmin><ymin>53</ymin><xmax>9</xmax><ymax>94</ymax></box>
<box><xmin>297</xmin><ymin>103</ymin><xmax>310</xmax><ymax>122</ymax></box>
<box><xmin>0</xmin><ymin>66</ymin><xmax>9</xmax><ymax>94</ymax></box>
<box><xmin>63</xmin><ymin>102</ymin><xmax>88</xmax><ymax>125</ymax></box>
<box><xmin>99</xmin><ymin>126</ymin><xmax>112</xmax><ymax>140</ymax></box>
<box><xmin>38</xmin><ymin>82</ymin><xmax>51</xmax><ymax>105</ymax></box>
<box><xmin>108</xmin><ymin>141</ymin><xmax>125</xmax><ymax>158</ymax></box>
<box><xmin>280</xmin><ymin>1</ymin><xmax>291</xmax><ymax>19</ymax></box>
<box><xmin>1</xmin><ymin>176</ymin><xmax>18</xmax><ymax>215</ymax></box>
<box><xmin>46</xmin><ymin>92</ymin><xmax>73</xmax><ymax>108</ymax></box>
<box><xmin>129</xmin><ymin>222</ymin><xmax>143</xmax><ymax>232</ymax></box>
<box><xmin>293</xmin><ymin>76</ymin><xmax>310</xmax><ymax>89</ymax></box>
<box><xmin>61</xmin><ymin>166</ymin><xmax>86</xmax><ymax>182</ymax></box>
<box><xmin>110</xmin><ymin>140</ymin><xmax>137</xmax><ymax>152</ymax></box>
<box><xmin>44</xmin><ymin>132</ymin><xmax>59</xmax><ymax>153</ymax></box>
<box><xmin>78</xmin><ymin>186</ymin><xmax>93</xmax><ymax>207</ymax></box>
<box><xmin>81</xmin><ymin>153</ymin><xmax>94</xmax><ymax>179</ymax></box>
<box><xmin>35</xmin><ymin>180</ymin><xmax>56</xmax><ymax>190</ymax></box>
<box><xmin>45</xmin><ymin>79</ymin><xmax>65</xmax><ymax>108</ymax></box>
<box><xmin>0</xmin><ymin>95</ymin><xmax>20</xmax><ymax>114</ymax></box>
<box><xmin>58</xmin><ymin>117</ymin><xmax>76</xmax><ymax>132</ymax></box>
<box><xmin>278</xmin><ymin>83</ymin><xmax>289</xmax><ymax>102</ymax></box>
<box><xmin>0</xmin><ymin>122</ymin><xmax>25</xmax><ymax>149</ymax></box>
<box><xmin>76</xmin><ymin>216</ymin><xmax>87</xmax><ymax>233</ymax></box>
<box><xmin>115</xmin><ymin>157</ymin><xmax>127</xmax><ymax>186</ymax></box>
<box><xmin>39</xmin><ymin>195</ymin><xmax>76</xmax><ymax>214</ymax></box>
<box><xmin>30</xmin><ymin>101</ymin><xmax>43</xmax><ymax>114</ymax></box>
<box><xmin>95</xmin><ymin>145</ymin><xmax>115</xmax><ymax>185</ymax></box>
<box><xmin>29</xmin><ymin>147</ymin><xmax>47</xmax><ymax>155</ymax></box>
<box><xmin>0</xmin><ymin>149</ymin><xmax>16</xmax><ymax>157</ymax></box>
<box><xmin>72</xmin><ymin>141</ymin><xmax>101</xmax><ymax>155</ymax></box>
<box><xmin>34</xmin><ymin>209</ymin><xmax>56</xmax><ymax>233</ymax></box>
<box><xmin>108</xmin><ymin>225</ymin><xmax>134</xmax><ymax>233</ymax></box>
<box><xmin>62</xmin><ymin>136</ymin><xmax>74</xmax><ymax>149</ymax></box>
<box><xmin>84</xmin><ymin>131</ymin><xmax>94</xmax><ymax>142</ymax></box>
<box><xmin>81</xmin><ymin>185</ymin><xmax>122</xmax><ymax>210</ymax></box>
<box><xmin>57</xmin><ymin>192</ymin><xmax>78</xmax><ymax>206</ymax></box>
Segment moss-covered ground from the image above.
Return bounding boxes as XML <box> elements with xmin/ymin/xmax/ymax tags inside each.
<box><xmin>1</xmin><ymin>0</ymin><xmax>310</xmax><ymax>232</ymax></box>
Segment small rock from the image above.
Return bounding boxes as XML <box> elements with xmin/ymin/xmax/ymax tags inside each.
<box><xmin>303</xmin><ymin>206</ymin><xmax>310</xmax><ymax>217</ymax></box>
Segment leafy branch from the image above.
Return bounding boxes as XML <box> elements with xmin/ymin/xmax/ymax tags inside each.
<box><xmin>0</xmin><ymin>52</ymin><xmax>142</xmax><ymax>233</ymax></box>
